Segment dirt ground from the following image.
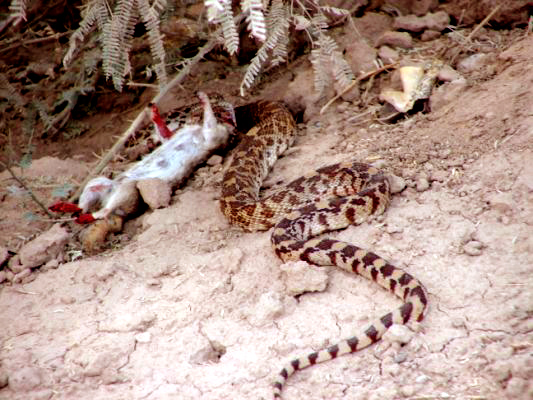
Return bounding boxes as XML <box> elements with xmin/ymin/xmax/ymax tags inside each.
<box><xmin>1</xmin><ymin>15</ymin><xmax>532</xmax><ymax>400</ymax></box>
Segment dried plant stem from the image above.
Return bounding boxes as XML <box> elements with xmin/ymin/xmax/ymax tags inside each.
<box><xmin>0</xmin><ymin>161</ymin><xmax>54</xmax><ymax>218</ymax></box>
<box><xmin>0</xmin><ymin>31</ymin><xmax>72</xmax><ymax>54</ymax></box>
<box><xmin>466</xmin><ymin>4</ymin><xmax>501</xmax><ymax>42</ymax></box>
<box><xmin>68</xmin><ymin>33</ymin><xmax>222</xmax><ymax>203</ymax></box>
<box><xmin>320</xmin><ymin>63</ymin><xmax>398</xmax><ymax>114</ymax></box>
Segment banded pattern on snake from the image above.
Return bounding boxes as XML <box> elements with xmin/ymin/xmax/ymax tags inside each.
<box><xmin>219</xmin><ymin>101</ymin><xmax>428</xmax><ymax>398</ymax></box>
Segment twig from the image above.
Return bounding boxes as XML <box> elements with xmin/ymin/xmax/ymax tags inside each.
<box><xmin>0</xmin><ymin>31</ymin><xmax>72</xmax><ymax>54</ymax></box>
<box><xmin>0</xmin><ymin>161</ymin><xmax>54</xmax><ymax>218</ymax></box>
<box><xmin>466</xmin><ymin>4</ymin><xmax>501</xmax><ymax>42</ymax></box>
<box><xmin>320</xmin><ymin>63</ymin><xmax>398</xmax><ymax>114</ymax></box>
<box><xmin>68</xmin><ymin>33</ymin><xmax>222</xmax><ymax>203</ymax></box>
<box><xmin>449</xmin><ymin>4</ymin><xmax>502</xmax><ymax>65</ymax></box>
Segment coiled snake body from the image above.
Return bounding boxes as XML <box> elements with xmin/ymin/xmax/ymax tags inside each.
<box><xmin>219</xmin><ymin>101</ymin><xmax>428</xmax><ymax>398</ymax></box>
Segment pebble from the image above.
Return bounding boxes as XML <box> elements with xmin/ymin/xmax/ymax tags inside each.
<box><xmin>382</xmin><ymin>324</ymin><xmax>414</xmax><ymax>345</ymax></box>
<box><xmin>13</xmin><ymin>268</ymin><xmax>32</xmax><ymax>283</ymax></box>
<box><xmin>378</xmin><ymin>45</ymin><xmax>400</xmax><ymax>64</ymax></box>
<box><xmin>41</xmin><ymin>258</ymin><xmax>59</xmax><ymax>272</ymax></box>
<box><xmin>506</xmin><ymin>377</ymin><xmax>528</xmax><ymax>398</ymax></box>
<box><xmin>463</xmin><ymin>240</ymin><xmax>483</xmax><ymax>256</ymax></box>
<box><xmin>420</xmin><ymin>30</ymin><xmax>441</xmax><ymax>41</ymax></box>
<box><xmin>280</xmin><ymin>260</ymin><xmax>328</xmax><ymax>296</ymax></box>
<box><xmin>8</xmin><ymin>366</ymin><xmax>42</xmax><ymax>391</ymax></box>
<box><xmin>206</xmin><ymin>154</ymin><xmax>223</xmax><ymax>166</ymax></box>
<box><xmin>336</xmin><ymin>102</ymin><xmax>350</xmax><ymax>113</ymax></box>
<box><xmin>416</xmin><ymin>177</ymin><xmax>430</xmax><ymax>192</ymax></box>
<box><xmin>137</xmin><ymin>178</ymin><xmax>171</xmax><ymax>210</ymax></box>
<box><xmin>388</xmin><ymin>174</ymin><xmax>406</xmax><ymax>194</ymax></box>
<box><xmin>394</xmin><ymin>351</ymin><xmax>408</xmax><ymax>363</ymax></box>
<box><xmin>8</xmin><ymin>254</ymin><xmax>25</xmax><ymax>274</ymax></box>
<box><xmin>386</xmin><ymin>224</ymin><xmax>403</xmax><ymax>234</ymax></box>
<box><xmin>19</xmin><ymin>224</ymin><xmax>69</xmax><ymax>269</ymax></box>
<box><xmin>438</xmin><ymin>65</ymin><xmax>464</xmax><ymax>82</ymax></box>
<box><xmin>135</xmin><ymin>332</ymin><xmax>152</xmax><ymax>343</ymax></box>
<box><xmin>393</xmin><ymin>11</ymin><xmax>450</xmax><ymax>33</ymax></box>
<box><xmin>376</xmin><ymin>31</ymin><xmax>413</xmax><ymax>49</ymax></box>
<box><xmin>430</xmin><ymin>170</ymin><xmax>448</xmax><ymax>182</ymax></box>
<box><xmin>400</xmin><ymin>385</ymin><xmax>415</xmax><ymax>397</ymax></box>
<box><xmin>457</xmin><ymin>53</ymin><xmax>489</xmax><ymax>73</ymax></box>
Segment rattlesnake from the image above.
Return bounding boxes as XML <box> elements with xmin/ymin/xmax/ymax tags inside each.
<box><xmin>219</xmin><ymin>101</ymin><xmax>428</xmax><ymax>398</ymax></box>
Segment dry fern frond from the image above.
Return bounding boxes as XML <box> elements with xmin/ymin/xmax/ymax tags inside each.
<box><xmin>65</xmin><ymin>0</ymin><xmax>170</xmax><ymax>91</ymax></box>
<box><xmin>64</xmin><ymin>0</ymin><xmax>108</xmax><ymax>67</ymax></box>
<box><xmin>8</xmin><ymin>0</ymin><xmax>27</xmax><ymax>23</ymax></box>
<box><xmin>101</xmin><ymin>0</ymin><xmax>137</xmax><ymax>91</ymax></box>
<box><xmin>0</xmin><ymin>73</ymin><xmax>26</xmax><ymax>112</ymax></box>
<box><xmin>242</xmin><ymin>0</ymin><xmax>267</xmax><ymax>42</ymax></box>
<box><xmin>240</xmin><ymin>0</ymin><xmax>289</xmax><ymax>94</ymax></box>
<box><xmin>136</xmin><ymin>0</ymin><xmax>168</xmax><ymax>88</ymax></box>
<box><xmin>310</xmin><ymin>32</ymin><xmax>354</xmax><ymax>98</ymax></box>
<box><xmin>320</xmin><ymin>5</ymin><xmax>350</xmax><ymax>17</ymax></box>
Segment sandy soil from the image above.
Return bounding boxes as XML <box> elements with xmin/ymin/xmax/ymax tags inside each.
<box><xmin>1</xmin><ymin>29</ymin><xmax>532</xmax><ymax>400</ymax></box>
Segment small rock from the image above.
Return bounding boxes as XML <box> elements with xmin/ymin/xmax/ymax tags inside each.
<box><xmin>41</xmin><ymin>258</ymin><xmax>60</xmax><ymax>272</ymax></box>
<box><xmin>19</xmin><ymin>224</ymin><xmax>70</xmax><ymax>269</ymax></box>
<box><xmin>420</xmin><ymin>30</ymin><xmax>441</xmax><ymax>41</ymax></box>
<box><xmin>437</xmin><ymin>65</ymin><xmax>463</xmax><ymax>82</ymax></box>
<box><xmin>99</xmin><ymin>310</ymin><xmax>157</xmax><ymax>332</ymax></box>
<box><xmin>489</xmin><ymin>360</ymin><xmax>512</xmax><ymax>382</ymax></box>
<box><xmin>430</xmin><ymin>79</ymin><xmax>467</xmax><ymax>112</ymax></box>
<box><xmin>137</xmin><ymin>178</ymin><xmax>171</xmax><ymax>210</ymax></box>
<box><xmin>13</xmin><ymin>268</ymin><xmax>32</xmax><ymax>283</ymax></box>
<box><xmin>5</xmin><ymin>269</ymin><xmax>14</xmax><ymax>283</ymax></box>
<box><xmin>457</xmin><ymin>53</ymin><xmax>489</xmax><ymax>73</ymax></box>
<box><xmin>0</xmin><ymin>271</ymin><xmax>6</xmax><ymax>284</ymax></box>
<box><xmin>393</xmin><ymin>11</ymin><xmax>450</xmax><ymax>32</ymax></box>
<box><xmin>382</xmin><ymin>361</ymin><xmax>400</xmax><ymax>376</ymax></box>
<box><xmin>8</xmin><ymin>366</ymin><xmax>42</xmax><ymax>391</ymax></box>
<box><xmin>386</xmin><ymin>224</ymin><xmax>403</xmax><ymax>234</ymax></box>
<box><xmin>280</xmin><ymin>260</ymin><xmax>328</xmax><ymax>296</ymax></box>
<box><xmin>415</xmin><ymin>374</ymin><xmax>430</xmax><ymax>383</ymax></box>
<box><xmin>8</xmin><ymin>254</ymin><xmax>24</xmax><ymax>274</ymax></box>
<box><xmin>206</xmin><ymin>154</ymin><xmax>223</xmax><ymax>166</ymax></box>
<box><xmin>411</xmin><ymin>0</ymin><xmax>439</xmax><ymax>16</ymax></box>
<box><xmin>430</xmin><ymin>170</ymin><xmax>448</xmax><ymax>182</ymax></box>
<box><xmin>463</xmin><ymin>240</ymin><xmax>483</xmax><ymax>256</ymax></box>
<box><xmin>251</xmin><ymin>291</ymin><xmax>284</xmax><ymax>324</ymax></box>
<box><xmin>382</xmin><ymin>324</ymin><xmax>415</xmax><ymax>345</ymax></box>
<box><xmin>400</xmin><ymin>385</ymin><xmax>416</xmax><ymax>397</ymax></box>
<box><xmin>378</xmin><ymin>45</ymin><xmax>400</xmax><ymax>64</ymax></box>
<box><xmin>345</xmin><ymin>39</ymin><xmax>378</xmax><ymax>74</ymax></box>
<box><xmin>506</xmin><ymin>377</ymin><xmax>528</xmax><ymax>398</ymax></box>
<box><xmin>394</xmin><ymin>351</ymin><xmax>408</xmax><ymax>363</ymax></box>
<box><xmin>134</xmin><ymin>332</ymin><xmax>152</xmax><ymax>343</ymax></box>
<box><xmin>146</xmin><ymin>278</ymin><xmax>162</xmax><ymax>287</ymax></box>
<box><xmin>416</xmin><ymin>177</ymin><xmax>430</xmax><ymax>192</ymax></box>
<box><xmin>388</xmin><ymin>174</ymin><xmax>406</xmax><ymax>194</ymax></box>
<box><xmin>376</xmin><ymin>31</ymin><xmax>413</xmax><ymax>49</ymax></box>
<box><xmin>336</xmin><ymin>102</ymin><xmax>350</xmax><ymax>113</ymax></box>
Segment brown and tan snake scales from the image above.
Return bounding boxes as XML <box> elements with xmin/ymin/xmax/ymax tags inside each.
<box><xmin>219</xmin><ymin>101</ymin><xmax>428</xmax><ymax>399</ymax></box>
